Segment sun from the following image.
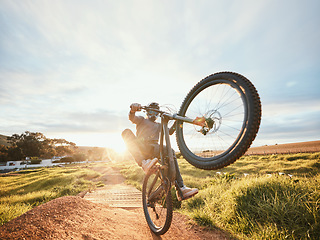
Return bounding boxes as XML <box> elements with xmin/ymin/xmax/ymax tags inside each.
<box><xmin>59</xmin><ymin>132</ymin><xmax>127</xmax><ymax>154</ymax></box>
<box><xmin>92</xmin><ymin>132</ymin><xmax>127</xmax><ymax>154</ymax></box>
<box><xmin>106</xmin><ymin>135</ymin><xmax>127</xmax><ymax>154</ymax></box>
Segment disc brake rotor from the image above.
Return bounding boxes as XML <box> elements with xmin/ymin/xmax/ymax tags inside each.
<box><xmin>196</xmin><ymin>110</ymin><xmax>222</xmax><ymax>136</ymax></box>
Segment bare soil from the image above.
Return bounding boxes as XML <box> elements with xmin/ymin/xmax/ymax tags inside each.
<box><xmin>246</xmin><ymin>140</ymin><xmax>320</xmax><ymax>155</ymax></box>
<box><xmin>0</xmin><ymin>166</ymin><xmax>232</xmax><ymax>240</ymax></box>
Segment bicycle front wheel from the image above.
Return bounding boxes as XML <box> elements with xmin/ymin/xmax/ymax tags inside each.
<box><xmin>142</xmin><ymin>170</ymin><xmax>173</xmax><ymax>235</ymax></box>
<box><xmin>176</xmin><ymin>72</ymin><xmax>261</xmax><ymax>170</ymax></box>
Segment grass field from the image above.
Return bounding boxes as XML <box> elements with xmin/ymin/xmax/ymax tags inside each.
<box><xmin>0</xmin><ymin>166</ymin><xmax>101</xmax><ymax>225</ymax></box>
<box><xmin>119</xmin><ymin>152</ymin><xmax>320</xmax><ymax>240</ymax></box>
<box><xmin>246</xmin><ymin>140</ymin><xmax>320</xmax><ymax>155</ymax></box>
<box><xmin>1</xmin><ymin>152</ymin><xmax>319</xmax><ymax>239</ymax></box>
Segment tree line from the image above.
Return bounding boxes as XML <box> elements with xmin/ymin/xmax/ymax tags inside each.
<box><xmin>0</xmin><ymin>131</ymin><xmax>78</xmax><ymax>162</ymax></box>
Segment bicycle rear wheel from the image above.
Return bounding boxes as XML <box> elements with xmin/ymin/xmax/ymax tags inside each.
<box><xmin>176</xmin><ymin>72</ymin><xmax>261</xmax><ymax>170</ymax></box>
<box><xmin>142</xmin><ymin>169</ymin><xmax>173</xmax><ymax>235</ymax></box>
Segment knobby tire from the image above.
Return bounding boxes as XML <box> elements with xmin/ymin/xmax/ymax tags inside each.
<box><xmin>142</xmin><ymin>170</ymin><xmax>173</xmax><ymax>235</ymax></box>
<box><xmin>176</xmin><ymin>72</ymin><xmax>261</xmax><ymax>170</ymax></box>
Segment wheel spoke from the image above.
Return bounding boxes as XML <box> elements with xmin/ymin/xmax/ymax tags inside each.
<box><xmin>176</xmin><ymin>72</ymin><xmax>261</xmax><ymax>170</ymax></box>
<box><xmin>182</xmin><ymin>82</ymin><xmax>245</xmax><ymax>158</ymax></box>
<box><xmin>142</xmin><ymin>171</ymin><xmax>173</xmax><ymax>235</ymax></box>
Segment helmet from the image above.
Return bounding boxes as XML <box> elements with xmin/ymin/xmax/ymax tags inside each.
<box><xmin>146</xmin><ymin>102</ymin><xmax>160</xmax><ymax>121</ymax></box>
<box><xmin>147</xmin><ymin>102</ymin><xmax>160</xmax><ymax>110</ymax></box>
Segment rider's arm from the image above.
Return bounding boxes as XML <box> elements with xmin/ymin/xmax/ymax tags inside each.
<box><xmin>129</xmin><ymin>103</ymin><xmax>142</xmax><ymax>123</ymax></box>
<box><xmin>129</xmin><ymin>110</ymin><xmax>135</xmax><ymax>121</ymax></box>
<box><xmin>129</xmin><ymin>110</ymin><xmax>138</xmax><ymax>123</ymax></box>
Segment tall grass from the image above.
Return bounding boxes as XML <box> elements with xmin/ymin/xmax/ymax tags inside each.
<box><xmin>119</xmin><ymin>152</ymin><xmax>320</xmax><ymax>239</ymax></box>
<box><xmin>183</xmin><ymin>174</ymin><xmax>319</xmax><ymax>239</ymax></box>
<box><xmin>0</xmin><ymin>166</ymin><xmax>101</xmax><ymax>225</ymax></box>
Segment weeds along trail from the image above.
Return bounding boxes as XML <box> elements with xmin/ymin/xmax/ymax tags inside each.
<box><xmin>0</xmin><ymin>165</ymin><xmax>230</xmax><ymax>240</ymax></box>
<box><xmin>119</xmin><ymin>153</ymin><xmax>320</xmax><ymax>240</ymax></box>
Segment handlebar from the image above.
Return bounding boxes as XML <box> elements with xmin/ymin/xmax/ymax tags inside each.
<box><xmin>141</xmin><ymin>106</ymin><xmax>200</xmax><ymax>126</ymax></box>
<box><xmin>141</xmin><ymin>106</ymin><xmax>165</xmax><ymax>114</ymax></box>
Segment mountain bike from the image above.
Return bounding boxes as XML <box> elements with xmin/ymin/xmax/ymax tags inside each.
<box><xmin>141</xmin><ymin>72</ymin><xmax>261</xmax><ymax>235</ymax></box>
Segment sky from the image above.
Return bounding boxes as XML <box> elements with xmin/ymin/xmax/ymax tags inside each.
<box><xmin>1</xmin><ymin>0</ymin><xmax>320</xmax><ymax>152</ymax></box>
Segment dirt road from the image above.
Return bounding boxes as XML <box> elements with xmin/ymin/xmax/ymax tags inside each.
<box><xmin>0</xmin><ymin>166</ymin><xmax>231</xmax><ymax>240</ymax></box>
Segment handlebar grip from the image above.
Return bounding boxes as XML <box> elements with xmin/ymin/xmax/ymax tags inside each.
<box><xmin>130</xmin><ymin>103</ymin><xmax>143</xmax><ymax>112</ymax></box>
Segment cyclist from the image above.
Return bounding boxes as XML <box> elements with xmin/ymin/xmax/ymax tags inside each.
<box><xmin>122</xmin><ymin>102</ymin><xmax>198</xmax><ymax>201</ymax></box>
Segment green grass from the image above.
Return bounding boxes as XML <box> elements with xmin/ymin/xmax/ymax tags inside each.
<box><xmin>223</xmin><ymin>152</ymin><xmax>320</xmax><ymax>177</ymax></box>
<box><xmin>119</xmin><ymin>163</ymin><xmax>144</xmax><ymax>191</ymax></box>
<box><xmin>0</xmin><ymin>166</ymin><xmax>101</xmax><ymax>225</ymax></box>
<box><xmin>183</xmin><ymin>174</ymin><xmax>319</xmax><ymax>239</ymax></box>
<box><xmin>119</xmin><ymin>152</ymin><xmax>320</xmax><ymax>240</ymax></box>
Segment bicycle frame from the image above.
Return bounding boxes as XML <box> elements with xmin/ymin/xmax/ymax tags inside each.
<box><xmin>159</xmin><ymin>113</ymin><xmax>176</xmax><ymax>183</ymax></box>
<box><xmin>142</xmin><ymin>72</ymin><xmax>261</xmax><ymax>236</ymax></box>
<box><xmin>142</xmin><ymin>107</ymin><xmax>205</xmax><ymax>184</ymax></box>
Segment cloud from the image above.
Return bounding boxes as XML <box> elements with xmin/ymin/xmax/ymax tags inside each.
<box><xmin>286</xmin><ymin>81</ymin><xmax>298</xmax><ymax>88</ymax></box>
<box><xmin>2</xmin><ymin>109</ymin><xmax>129</xmax><ymax>134</ymax></box>
<box><xmin>1</xmin><ymin>0</ymin><xmax>320</xmax><ymax>146</ymax></box>
<box><xmin>256</xmin><ymin>99</ymin><xmax>320</xmax><ymax>145</ymax></box>
<box><xmin>65</xmin><ymin>111</ymin><xmax>129</xmax><ymax>132</ymax></box>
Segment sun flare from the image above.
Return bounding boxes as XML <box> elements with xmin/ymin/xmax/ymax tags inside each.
<box><xmin>58</xmin><ymin>132</ymin><xmax>127</xmax><ymax>154</ymax></box>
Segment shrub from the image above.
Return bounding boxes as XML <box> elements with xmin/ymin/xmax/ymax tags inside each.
<box><xmin>59</xmin><ymin>157</ymin><xmax>75</xmax><ymax>163</ymax></box>
<box><xmin>30</xmin><ymin>159</ymin><xmax>42</xmax><ymax>164</ymax></box>
<box><xmin>73</xmin><ymin>153</ymin><xmax>86</xmax><ymax>162</ymax></box>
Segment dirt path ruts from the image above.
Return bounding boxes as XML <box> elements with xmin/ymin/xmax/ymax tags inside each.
<box><xmin>84</xmin><ymin>166</ymin><xmax>142</xmax><ymax>208</ymax></box>
<box><xmin>83</xmin><ymin>165</ymin><xmax>232</xmax><ymax>239</ymax></box>
<box><xmin>0</xmin><ymin>165</ymin><xmax>232</xmax><ymax>240</ymax></box>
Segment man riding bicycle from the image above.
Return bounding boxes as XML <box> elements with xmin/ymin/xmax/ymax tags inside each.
<box><xmin>122</xmin><ymin>102</ymin><xmax>198</xmax><ymax>201</ymax></box>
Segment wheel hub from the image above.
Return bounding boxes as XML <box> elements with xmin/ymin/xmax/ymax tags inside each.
<box><xmin>197</xmin><ymin>110</ymin><xmax>222</xmax><ymax>135</ymax></box>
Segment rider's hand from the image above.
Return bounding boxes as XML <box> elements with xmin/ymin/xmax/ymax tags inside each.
<box><xmin>130</xmin><ymin>103</ymin><xmax>141</xmax><ymax>112</ymax></box>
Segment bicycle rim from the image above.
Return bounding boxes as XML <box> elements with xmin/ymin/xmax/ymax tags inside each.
<box><xmin>142</xmin><ymin>170</ymin><xmax>173</xmax><ymax>235</ymax></box>
<box><xmin>176</xmin><ymin>72</ymin><xmax>262</xmax><ymax>169</ymax></box>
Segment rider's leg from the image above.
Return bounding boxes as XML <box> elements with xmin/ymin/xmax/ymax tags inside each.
<box><xmin>153</xmin><ymin>145</ymin><xmax>198</xmax><ymax>200</ymax></box>
<box><xmin>172</xmin><ymin>150</ymin><xmax>185</xmax><ymax>188</ymax></box>
<box><xmin>121</xmin><ymin>129</ymin><xmax>145</xmax><ymax>166</ymax></box>
<box><xmin>152</xmin><ymin>144</ymin><xmax>184</xmax><ymax>188</ymax></box>
<box><xmin>121</xmin><ymin>129</ymin><xmax>157</xmax><ymax>172</ymax></box>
